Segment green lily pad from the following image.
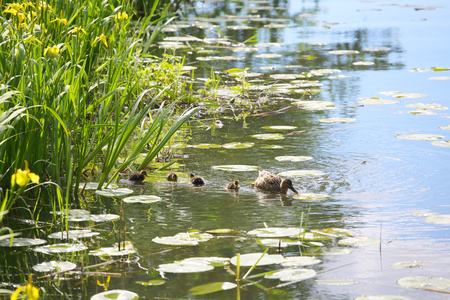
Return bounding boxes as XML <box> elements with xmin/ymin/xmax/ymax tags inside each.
<box><xmin>318</xmin><ymin>118</ymin><xmax>356</xmax><ymax>124</ymax></box>
<box><xmin>90</xmin><ymin>246</ymin><xmax>136</xmax><ymax>257</ymax></box>
<box><xmin>32</xmin><ymin>261</ymin><xmax>77</xmax><ymax>272</ymax></box>
<box><xmin>397</xmin><ymin>276</ymin><xmax>450</xmax><ymax>290</ymax></box>
<box><xmin>264</xmin><ymin>24</ymin><xmax>291</xmax><ymax>29</ymax></box>
<box><xmin>248</xmin><ymin>227</ymin><xmax>303</xmax><ymax>238</ymax></box>
<box><xmin>311</xmin><ymin>228</ymin><xmax>355</xmax><ymax>237</ymax></box>
<box><xmin>78</xmin><ymin>182</ymin><xmax>118</xmax><ymax>190</ymax></box>
<box><xmin>206</xmin><ymin>229</ymin><xmax>240</xmax><ymax>234</ymax></box>
<box><xmin>265</xmin><ymin>268</ymin><xmax>316</xmax><ymax>281</ymax></box>
<box><xmin>191</xmin><ymin>143</ymin><xmax>221</xmax><ymax>149</ymax></box>
<box><xmin>391</xmin><ymin>261</ymin><xmax>423</xmax><ymax>269</ymax></box>
<box><xmin>256</xmin><ymin>53</ymin><xmax>282</xmax><ymax>59</ymax></box>
<box><xmin>319</xmin><ymin>248</ymin><xmax>352</xmax><ymax>255</ymax></box>
<box><xmin>395</xmin><ymin>134</ymin><xmax>444</xmax><ymax>141</ymax></box>
<box><xmin>153</xmin><ymin>231</ymin><xmax>214</xmax><ymax>246</ymax></box>
<box><xmin>269</xmin><ymin>74</ymin><xmax>298</xmax><ymax>80</ymax></box>
<box><xmin>301</xmin><ymin>232</ymin><xmax>333</xmax><ymax>241</ymax></box>
<box><xmin>275</xmin><ymin>156</ymin><xmax>313</xmax><ymax>162</ymax></box>
<box><xmin>0</xmin><ymin>237</ymin><xmax>47</xmax><ymax>247</ymax></box>
<box><xmin>66</xmin><ymin>209</ymin><xmax>91</xmax><ymax>222</ymax></box>
<box><xmin>379</xmin><ymin>91</ymin><xmax>427</xmax><ymax>98</ymax></box>
<box><xmin>357</xmin><ymin>97</ymin><xmax>400</xmax><ymax>105</ymax></box>
<box><xmin>123</xmin><ymin>195</ymin><xmax>162</xmax><ymax>204</ymax></box>
<box><xmin>338</xmin><ymin>237</ymin><xmax>380</xmax><ymax>247</ymax></box>
<box><xmin>405</xmin><ymin>103</ymin><xmax>448</xmax><ymax>110</ymax></box>
<box><xmin>309</xmin><ymin>69</ymin><xmax>341</xmax><ymax>76</ymax></box>
<box><xmin>48</xmin><ymin>230</ymin><xmax>100</xmax><ymax>240</ymax></box>
<box><xmin>328</xmin><ymin>50</ymin><xmax>359</xmax><ymax>55</ymax></box>
<box><xmin>424</xmin><ymin>214</ymin><xmax>450</xmax><ymax>225</ymax></box>
<box><xmin>429</xmin><ymin>76</ymin><xmax>450</xmax><ymax>80</ymax></box>
<box><xmin>431</xmin><ymin>140</ymin><xmax>450</xmax><ymax>147</ymax></box>
<box><xmin>152</xmin><ymin>236</ymin><xmax>199</xmax><ymax>246</ymax></box>
<box><xmin>257</xmin><ymin>238</ymin><xmax>302</xmax><ymax>248</ymax></box>
<box><xmin>316</xmin><ymin>279</ymin><xmax>358</xmax><ymax>285</ymax></box>
<box><xmin>222</xmin><ymin>142</ymin><xmax>254</xmax><ymax>149</ymax></box>
<box><xmin>353</xmin><ymin>61</ymin><xmax>374</xmax><ymax>66</ymax></box>
<box><xmin>439</xmin><ymin>125</ymin><xmax>450</xmax><ymax>130</ymax></box>
<box><xmin>189</xmin><ymin>282</ymin><xmax>237</xmax><ymax>295</ymax></box>
<box><xmin>261</xmin><ymin>125</ymin><xmax>297</xmax><ymax>131</ymax></box>
<box><xmin>157</xmin><ymin>260</ymin><xmax>214</xmax><ymax>273</ymax></box>
<box><xmin>261</xmin><ymin>145</ymin><xmax>284</xmax><ymax>149</ymax></box>
<box><xmin>136</xmin><ymin>279</ymin><xmax>166</xmax><ymax>286</ymax></box>
<box><xmin>278</xmin><ymin>170</ymin><xmax>325</xmax><ymax>177</ymax></box>
<box><xmin>89</xmin><ymin>214</ymin><xmax>120</xmax><ymax>222</ymax></box>
<box><xmin>281</xmin><ymin>256</ymin><xmax>321</xmax><ymax>267</ymax></box>
<box><xmin>294</xmin><ymin>100</ymin><xmax>337</xmax><ymax>110</ymax></box>
<box><xmin>90</xmin><ymin>289</ymin><xmax>138</xmax><ymax>300</ymax></box>
<box><xmin>230</xmin><ymin>253</ymin><xmax>284</xmax><ymax>267</ymax></box>
<box><xmin>251</xmin><ymin>133</ymin><xmax>284</xmax><ymax>140</ymax></box>
<box><xmin>212</xmin><ymin>165</ymin><xmax>260</xmax><ymax>171</ymax></box>
<box><xmin>181</xmin><ymin>257</ymin><xmax>230</xmax><ymax>267</ymax></box>
<box><xmin>95</xmin><ymin>188</ymin><xmax>134</xmax><ymax>197</ymax></box>
<box><xmin>34</xmin><ymin>243</ymin><xmax>88</xmax><ymax>254</ymax></box>
<box><xmin>294</xmin><ymin>193</ymin><xmax>329</xmax><ymax>201</ymax></box>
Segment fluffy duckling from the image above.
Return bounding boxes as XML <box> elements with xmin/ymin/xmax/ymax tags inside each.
<box><xmin>129</xmin><ymin>170</ymin><xmax>147</xmax><ymax>183</ymax></box>
<box><xmin>226</xmin><ymin>180</ymin><xmax>240</xmax><ymax>190</ymax></box>
<box><xmin>166</xmin><ymin>172</ymin><xmax>178</xmax><ymax>182</ymax></box>
<box><xmin>189</xmin><ymin>173</ymin><xmax>205</xmax><ymax>186</ymax></box>
<box><xmin>254</xmin><ymin>170</ymin><xmax>298</xmax><ymax>194</ymax></box>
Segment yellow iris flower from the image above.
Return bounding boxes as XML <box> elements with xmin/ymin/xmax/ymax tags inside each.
<box><xmin>44</xmin><ymin>46</ymin><xmax>60</xmax><ymax>57</ymax></box>
<box><xmin>11</xmin><ymin>275</ymin><xmax>39</xmax><ymax>300</ymax></box>
<box><xmin>11</xmin><ymin>161</ymin><xmax>40</xmax><ymax>187</ymax></box>
<box><xmin>92</xmin><ymin>28</ymin><xmax>108</xmax><ymax>48</ymax></box>
<box><xmin>115</xmin><ymin>12</ymin><xmax>128</xmax><ymax>21</ymax></box>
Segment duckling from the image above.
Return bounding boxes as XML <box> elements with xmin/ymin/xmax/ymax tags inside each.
<box><xmin>189</xmin><ymin>173</ymin><xmax>205</xmax><ymax>186</ymax></box>
<box><xmin>166</xmin><ymin>172</ymin><xmax>178</xmax><ymax>182</ymax></box>
<box><xmin>226</xmin><ymin>180</ymin><xmax>240</xmax><ymax>190</ymax></box>
<box><xmin>254</xmin><ymin>170</ymin><xmax>298</xmax><ymax>194</ymax></box>
<box><xmin>129</xmin><ymin>170</ymin><xmax>147</xmax><ymax>183</ymax></box>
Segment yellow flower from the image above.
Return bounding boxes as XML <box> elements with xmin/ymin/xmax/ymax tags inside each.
<box><xmin>115</xmin><ymin>12</ymin><xmax>129</xmax><ymax>21</ymax></box>
<box><xmin>44</xmin><ymin>46</ymin><xmax>60</xmax><ymax>57</ymax></box>
<box><xmin>7</xmin><ymin>3</ymin><xmax>24</xmax><ymax>11</ymax></box>
<box><xmin>71</xmin><ymin>26</ymin><xmax>87</xmax><ymax>35</ymax></box>
<box><xmin>23</xmin><ymin>1</ymin><xmax>36</xmax><ymax>9</ymax></box>
<box><xmin>11</xmin><ymin>161</ymin><xmax>40</xmax><ymax>187</ymax></box>
<box><xmin>17</xmin><ymin>12</ymin><xmax>27</xmax><ymax>23</ymax></box>
<box><xmin>24</xmin><ymin>36</ymin><xmax>43</xmax><ymax>45</ymax></box>
<box><xmin>11</xmin><ymin>275</ymin><xmax>39</xmax><ymax>300</ymax></box>
<box><xmin>19</xmin><ymin>22</ymin><xmax>29</xmax><ymax>29</ymax></box>
<box><xmin>4</xmin><ymin>7</ymin><xmax>19</xmax><ymax>16</ymax></box>
<box><xmin>92</xmin><ymin>28</ymin><xmax>108</xmax><ymax>48</ymax></box>
<box><xmin>11</xmin><ymin>286</ymin><xmax>25</xmax><ymax>300</ymax></box>
<box><xmin>51</xmin><ymin>18</ymin><xmax>68</xmax><ymax>26</ymax></box>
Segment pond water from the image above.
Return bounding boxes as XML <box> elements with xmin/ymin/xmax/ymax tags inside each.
<box><xmin>3</xmin><ymin>0</ymin><xmax>450</xmax><ymax>299</ymax></box>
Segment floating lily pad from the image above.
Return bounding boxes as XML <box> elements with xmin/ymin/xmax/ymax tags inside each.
<box><xmin>265</xmin><ymin>268</ymin><xmax>316</xmax><ymax>281</ymax></box>
<box><xmin>257</xmin><ymin>238</ymin><xmax>302</xmax><ymax>248</ymax></box>
<box><xmin>95</xmin><ymin>188</ymin><xmax>134</xmax><ymax>197</ymax></box>
<box><xmin>0</xmin><ymin>237</ymin><xmax>47</xmax><ymax>247</ymax></box>
<box><xmin>252</xmin><ymin>133</ymin><xmax>284</xmax><ymax>140</ymax></box>
<box><xmin>338</xmin><ymin>237</ymin><xmax>380</xmax><ymax>247</ymax></box>
<box><xmin>281</xmin><ymin>256</ymin><xmax>321</xmax><ymax>267</ymax></box>
<box><xmin>405</xmin><ymin>103</ymin><xmax>448</xmax><ymax>110</ymax></box>
<box><xmin>294</xmin><ymin>193</ymin><xmax>329</xmax><ymax>201</ymax></box>
<box><xmin>278</xmin><ymin>170</ymin><xmax>325</xmax><ymax>177</ymax></box>
<box><xmin>309</xmin><ymin>69</ymin><xmax>341</xmax><ymax>76</ymax></box>
<box><xmin>431</xmin><ymin>140</ymin><xmax>450</xmax><ymax>147</ymax></box>
<box><xmin>255</xmin><ymin>53</ymin><xmax>282</xmax><ymax>58</ymax></box>
<box><xmin>328</xmin><ymin>50</ymin><xmax>359</xmax><ymax>55</ymax></box>
<box><xmin>164</xmin><ymin>36</ymin><xmax>201</xmax><ymax>42</ymax></box>
<box><xmin>152</xmin><ymin>236</ymin><xmax>199</xmax><ymax>246</ymax></box>
<box><xmin>157</xmin><ymin>260</ymin><xmax>214</xmax><ymax>273</ymax></box>
<box><xmin>222</xmin><ymin>142</ymin><xmax>254</xmax><ymax>149</ymax></box>
<box><xmin>48</xmin><ymin>230</ymin><xmax>100</xmax><ymax>240</ymax></box>
<box><xmin>355</xmin><ymin>296</ymin><xmax>410</xmax><ymax>300</ymax></box>
<box><xmin>316</xmin><ymin>278</ymin><xmax>358</xmax><ymax>285</ymax></box>
<box><xmin>318</xmin><ymin>118</ymin><xmax>356</xmax><ymax>124</ymax></box>
<box><xmin>353</xmin><ymin>61</ymin><xmax>374</xmax><ymax>66</ymax></box>
<box><xmin>191</xmin><ymin>143</ymin><xmax>221</xmax><ymax>149</ymax></box>
<box><xmin>357</xmin><ymin>97</ymin><xmax>400</xmax><ymax>105</ymax></box>
<box><xmin>301</xmin><ymin>232</ymin><xmax>333</xmax><ymax>241</ymax></box>
<box><xmin>379</xmin><ymin>91</ymin><xmax>427</xmax><ymax>98</ymax></box>
<box><xmin>230</xmin><ymin>253</ymin><xmax>284</xmax><ymax>267</ymax></box>
<box><xmin>275</xmin><ymin>156</ymin><xmax>313</xmax><ymax>162</ymax></box>
<box><xmin>439</xmin><ymin>125</ymin><xmax>450</xmax><ymax>130</ymax></box>
<box><xmin>206</xmin><ymin>229</ymin><xmax>239</xmax><ymax>234</ymax></box>
<box><xmin>395</xmin><ymin>134</ymin><xmax>444</xmax><ymax>141</ymax></box>
<box><xmin>197</xmin><ymin>56</ymin><xmax>245</xmax><ymax>61</ymax></box>
<box><xmin>391</xmin><ymin>261</ymin><xmax>423</xmax><ymax>269</ymax></box>
<box><xmin>78</xmin><ymin>182</ymin><xmax>118</xmax><ymax>190</ymax></box>
<box><xmin>294</xmin><ymin>100</ymin><xmax>337</xmax><ymax>110</ymax></box>
<box><xmin>269</xmin><ymin>74</ymin><xmax>298</xmax><ymax>80</ymax></box>
<box><xmin>89</xmin><ymin>214</ymin><xmax>120</xmax><ymax>222</ymax></box>
<box><xmin>123</xmin><ymin>195</ymin><xmax>162</xmax><ymax>204</ymax></box>
<box><xmin>32</xmin><ymin>261</ymin><xmax>77</xmax><ymax>272</ymax></box>
<box><xmin>264</xmin><ymin>24</ymin><xmax>291</xmax><ymax>29</ymax></box>
<box><xmin>318</xmin><ymin>248</ymin><xmax>352</xmax><ymax>256</ymax></box>
<box><xmin>248</xmin><ymin>227</ymin><xmax>303</xmax><ymax>238</ymax></box>
<box><xmin>181</xmin><ymin>257</ymin><xmax>230</xmax><ymax>267</ymax></box>
<box><xmin>262</xmin><ymin>125</ymin><xmax>297</xmax><ymax>131</ymax></box>
<box><xmin>409</xmin><ymin>68</ymin><xmax>431</xmax><ymax>72</ymax></box>
<box><xmin>34</xmin><ymin>243</ymin><xmax>88</xmax><ymax>254</ymax></box>
<box><xmin>136</xmin><ymin>280</ymin><xmax>166</xmax><ymax>286</ymax></box>
<box><xmin>312</xmin><ymin>228</ymin><xmax>355</xmax><ymax>237</ymax></box>
<box><xmin>66</xmin><ymin>209</ymin><xmax>91</xmax><ymax>222</ymax></box>
<box><xmin>408</xmin><ymin>110</ymin><xmax>436</xmax><ymax>115</ymax></box>
<box><xmin>153</xmin><ymin>231</ymin><xmax>214</xmax><ymax>246</ymax></box>
<box><xmin>90</xmin><ymin>246</ymin><xmax>136</xmax><ymax>257</ymax></box>
<box><xmin>212</xmin><ymin>165</ymin><xmax>260</xmax><ymax>172</ymax></box>
<box><xmin>256</xmin><ymin>43</ymin><xmax>283</xmax><ymax>47</ymax></box>
<box><xmin>189</xmin><ymin>282</ymin><xmax>237</xmax><ymax>295</ymax></box>
<box><xmin>90</xmin><ymin>289</ymin><xmax>138</xmax><ymax>300</ymax></box>
<box><xmin>424</xmin><ymin>214</ymin><xmax>450</xmax><ymax>225</ymax></box>
<box><xmin>397</xmin><ymin>276</ymin><xmax>450</xmax><ymax>290</ymax></box>
<box><xmin>261</xmin><ymin>145</ymin><xmax>284</xmax><ymax>149</ymax></box>
<box><xmin>363</xmin><ymin>47</ymin><xmax>391</xmax><ymax>52</ymax></box>
<box><xmin>429</xmin><ymin>76</ymin><xmax>450</xmax><ymax>80</ymax></box>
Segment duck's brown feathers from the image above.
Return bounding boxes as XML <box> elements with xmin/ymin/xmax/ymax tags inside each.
<box><xmin>166</xmin><ymin>172</ymin><xmax>178</xmax><ymax>182</ymax></box>
<box><xmin>254</xmin><ymin>170</ymin><xmax>298</xmax><ymax>194</ymax></box>
<box><xmin>129</xmin><ymin>170</ymin><xmax>147</xmax><ymax>183</ymax></box>
<box><xmin>226</xmin><ymin>180</ymin><xmax>240</xmax><ymax>190</ymax></box>
<box><xmin>189</xmin><ymin>173</ymin><xmax>205</xmax><ymax>186</ymax></box>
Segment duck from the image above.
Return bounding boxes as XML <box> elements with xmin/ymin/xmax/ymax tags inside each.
<box><xmin>128</xmin><ymin>170</ymin><xmax>147</xmax><ymax>183</ymax></box>
<box><xmin>226</xmin><ymin>180</ymin><xmax>240</xmax><ymax>190</ymax></box>
<box><xmin>166</xmin><ymin>172</ymin><xmax>178</xmax><ymax>182</ymax></box>
<box><xmin>189</xmin><ymin>173</ymin><xmax>205</xmax><ymax>186</ymax></box>
<box><xmin>254</xmin><ymin>170</ymin><xmax>298</xmax><ymax>194</ymax></box>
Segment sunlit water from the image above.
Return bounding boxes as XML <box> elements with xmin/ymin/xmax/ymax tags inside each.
<box><xmin>3</xmin><ymin>0</ymin><xmax>450</xmax><ymax>299</ymax></box>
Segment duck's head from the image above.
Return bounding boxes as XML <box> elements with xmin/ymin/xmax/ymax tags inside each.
<box><xmin>140</xmin><ymin>170</ymin><xmax>147</xmax><ymax>177</ymax></box>
<box><xmin>189</xmin><ymin>173</ymin><xmax>195</xmax><ymax>178</ymax></box>
<box><xmin>234</xmin><ymin>180</ymin><xmax>240</xmax><ymax>188</ymax></box>
<box><xmin>280</xmin><ymin>178</ymin><xmax>298</xmax><ymax>194</ymax></box>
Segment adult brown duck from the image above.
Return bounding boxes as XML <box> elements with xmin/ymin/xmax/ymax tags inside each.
<box><xmin>128</xmin><ymin>170</ymin><xmax>147</xmax><ymax>183</ymax></box>
<box><xmin>254</xmin><ymin>170</ymin><xmax>298</xmax><ymax>194</ymax></box>
<box><xmin>189</xmin><ymin>173</ymin><xmax>205</xmax><ymax>186</ymax></box>
<box><xmin>226</xmin><ymin>180</ymin><xmax>240</xmax><ymax>190</ymax></box>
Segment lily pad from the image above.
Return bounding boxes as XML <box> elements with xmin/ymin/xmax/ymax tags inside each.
<box><xmin>123</xmin><ymin>195</ymin><xmax>162</xmax><ymax>204</ymax></box>
<box><xmin>191</xmin><ymin>143</ymin><xmax>221</xmax><ymax>149</ymax></box>
<box><xmin>363</xmin><ymin>47</ymin><xmax>391</xmax><ymax>52</ymax></box>
<box><xmin>261</xmin><ymin>145</ymin><xmax>284</xmax><ymax>149</ymax></box>
<box><xmin>439</xmin><ymin>125</ymin><xmax>450</xmax><ymax>130</ymax></box>
<box><xmin>391</xmin><ymin>261</ymin><xmax>423</xmax><ymax>269</ymax></box>
<box><xmin>189</xmin><ymin>282</ymin><xmax>237</xmax><ymax>295</ymax></box>
<box><xmin>153</xmin><ymin>231</ymin><xmax>214</xmax><ymax>246</ymax></box>
<box><xmin>78</xmin><ymin>182</ymin><xmax>118</xmax><ymax>190</ymax></box>
<box><xmin>252</xmin><ymin>133</ymin><xmax>284</xmax><ymax>140</ymax></box>
<box><xmin>222</xmin><ymin>142</ymin><xmax>254</xmax><ymax>149</ymax></box>
<box><xmin>89</xmin><ymin>214</ymin><xmax>120</xmax><ymax>222</ymax></box>
<box><xmin>248</xmin><ymin>227</ymin><xmax>303</xmax><ymax>238</ymax></box>
<box><xmin>136</xmin><ymin>280</ymin><xmax>166</xmax><ymax>286</ymax></box>
<box><xmin>424</xmin><ymin>214</ymin><xmax>450</xmax><ymax>225</ymax></box>
<box><xmin>206</xmin><ymin>229</ymin><xmax>239</xmax><ymax>234</ymax></box>
<box><xmin>353</xmin><ymin>61</ymin><xmax>374</xmax><ymax>66</ymax></box>
<box><xmin>67</xmin><ymin>209</ymin><xmax>91</xmax><ymax>222</ymax></box>
<box><xmin>212</xmin><ymin>165</ymin><xmax>259</xmax><ymax>172</ymax></box>
<box><xmin>48</xmin><ymin>230</ymin><xmax>100</xmax><ymax>240</ymax></box>
<box><xmin>181</xmin><ymin>257</ymin><xmax>230</xmax><ymax>267</ymax></box>
<box><xmin>294</xmin><ymin>193</ymin><xmax>329</xmax><ymax>201</ymax></box>
<box><xmin>357</xmin><ymin>97</ymin><xmax>400</xmax><ymax>105</ymax></box>
<box><xmin>355</xmin><ymin>296</ymin><xmax>410</xmax><ymax>300</ymax></box>
<box><xmin>301</xmin><ymin>232</ymin><xmax>333</xmax><ymax>241</ymax></box>
<box><xmin>405</xmin><ymin>103</ymin><xmax>448</xmax><ymax>110</ymax></box>
<box><xmin>269</xmin><ymin>74</ymin><xmax>298</xmax><ymax>80</ymax></box>
<box><xmin>230</xmin><ymin>253</ymin><xmax>284</xmax><ymax>267</ymax></box>
<box><xmin>319</xmin><ymin>248</ymin><xmax>352</xmax><ymax>255</ymax></box>
<box><xmin>34</xmin><ymin>243</ymin><xmax>88</xmax><ymax>254</ymax></box>
<box><xmin>328</xmin><ymin>50</ymin><xmax>359</xmax><ymax>55</ymax></box>
<box><xmin>431</xmin><ymin>140</ymin><xmax>450</xmax><ymax>147</ymax></box>
<box><xmin>0</xmin><ymin>237</ymin><xmax>47</xmax><ymax>247</ymax></box>
<box><xmin>262</xmin><ymin>125</ymin><xmax>297</xmax><ymax>131</ymax></box>
<box><xmin>294</xmin><ymin>100</ymin><xmax>337</xmax><ymax>110</ymax></box>
<box><xmin>95</xmin><ymin>188</ymin><xmax>134</xmax><ymax>197</ymax></box>
<box><xmin>32</xmin><ymin>261</ymin><xmax>77</xmax><ymax>272</ymax></box>
<box><xmin>152</xmin><ymin>236</ymin><xmax>199</xmax><ymax>246</ymax></box>
<box><xmin>316</xmin><ymin>278</ymin><xmax>358</xmax><ymax>285</ymax></box>
<box><xmin>429</xmin><ymin>76</ymin><xmax>450</xmax><ymax>80</ymax></box>
<box><xmin>90</xmin><ymin>246</ymin><xmax>136</xmax><ymax>257</ymax></box>
<box><xmin>281</xmin><ymin>256</ymin><xmax>321</xmax><ymax>266</ymax></box>
<box><xmin>265</xmin><ymin>268</ymin><xmax>316</xmax><ymax>281</ymax></box>
<box><xmin>338</xmin><ymin>237</ymin><xmax>380</xmax><ymax>247</ymax></box>
<box><xmin>395</xmin><ymin>134</ymin><xmax>444</xmax><ymax>141</ymax></box>
<box><xmin>318</xmin><ymin>118</ymin><xmax>356</xmax><ymax>124</ymax></box>
<box><xmin>275</xmin><ymin>156</ymin><xmax>313</xmax><ymax>162</ymax></box>
<box><xmin>257</xmin><ymin>238</ymin><xmax>302</xmax><ymax>248</ymax></box>
<box><xmin>379</xmin><ymin>91</ymin><xmax>427</xmax><ymax>98</ymax></box>
<box><xmin>255</xmin><ymin>53</ymin><xmax>282</xmax><ymax>59</ymax></box>
<box><xmin>157</xmin><ymin>260</ymin><xmax>214</xmax><ymax>273</ymax></box>
<box><xmin>397</xmin><ymin>276</ymin><xmax>450</xmax><ymax>290</ymax></box>
<box><xmin>278</xmin><ymin>170</ymin><xmax>325</xmax><ymax>177</ymax></box>
<box><xmin>311</xmin><ymin>228</ymin><xmax>355</xmax><ymax>237</ymax></box>
<box><xmin>90</xmin><ymin>290</ymin><xmax>138</xmax><ymax>300</ymax></box>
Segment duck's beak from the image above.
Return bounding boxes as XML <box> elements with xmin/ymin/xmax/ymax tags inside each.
<box><xmin>289</xmin><ymin>184</ymin><xmax>298</xmax><ymax>194</ymax></box>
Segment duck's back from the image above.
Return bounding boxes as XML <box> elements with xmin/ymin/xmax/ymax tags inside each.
<box><xmin>254</xmin><ymin>170</ymin><xmax>282</xmax><ymax>192</ymax></box>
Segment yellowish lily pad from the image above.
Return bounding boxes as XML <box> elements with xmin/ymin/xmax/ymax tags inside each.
<box><xmin>278</xmin><ymin>170</ymin><xmax>325</xmax><ymax>177</ymax></box>
<box><xmin>212</xmin><ymin>165</ymin><xmax>259</xmax><ymax>171</ymax></box>
<box><xmin>395</xmin><ymin>134</ymin><xmax>444</xmax><ymax>141</ymax></box>
<box><xmin>275</xmin><ymin>156</ymin><xmax>313</xmax><ymax>162</ymax></box>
